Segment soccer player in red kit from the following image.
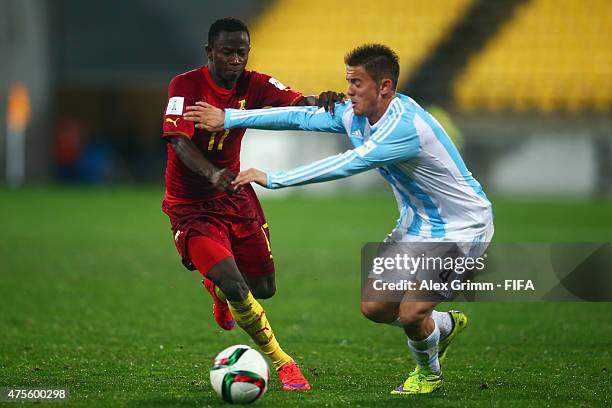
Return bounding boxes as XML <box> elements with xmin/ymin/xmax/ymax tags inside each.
<box><xmin>161</xmin><ymin>17</ymin><xmax>342</xmax><ymax>391</ymax></box>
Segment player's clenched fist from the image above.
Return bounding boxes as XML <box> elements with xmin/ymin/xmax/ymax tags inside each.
<box><xmin>210</xmin><ymin>168</ymin><xmax>239</xmax><ymax>194</ymax></box>
<box><xmin>232</xmin><ymin>168</ymin><xmax>268</xmax><ymax>188</ymax></box>
<box><xmin>183</xmin><ymin>102</ymin><xmax>226</xmax><ymax>132</ymax></box>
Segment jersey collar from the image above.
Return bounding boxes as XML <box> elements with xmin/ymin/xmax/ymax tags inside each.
<box><xmin>370</xmin><ymin>97</ymin><xmax>400</xmax><ymax>131</ymax></box>
<box><xmin>201</xmin><ymin>65</ymin><xmax>237</xmax><ymax>95</ymax></box>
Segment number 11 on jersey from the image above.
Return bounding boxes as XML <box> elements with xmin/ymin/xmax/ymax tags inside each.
<box><xmin>207</xmin><ymin>129</ymin><xmax>230</xmax><ymax>151</ymax></box>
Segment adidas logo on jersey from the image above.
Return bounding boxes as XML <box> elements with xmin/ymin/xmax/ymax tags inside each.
<box><xmin>351</xmin><ymin>130</ymin><xmax>363</xmax><ymax>139</ymax></box>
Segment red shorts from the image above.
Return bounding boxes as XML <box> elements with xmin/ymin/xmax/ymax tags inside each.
<box><xmin>162</xmin><ymin>185</ymin><xmax>274</xmax><ymax>277</ymax></box>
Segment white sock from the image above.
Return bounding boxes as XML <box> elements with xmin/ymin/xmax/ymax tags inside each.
<box><xmin>391</xmin><ymin>312</ymin><xmax>452</xmax><ymax>337</ymax></box>
<box><xmin>407</xmin><ymin>322</ymin><xmax>441</xmax><ymax>374</ymax></box>
<box><xmin>432</xmin><ymin>310</ymin><xmax>453</xmax><ymax>339</ymax></box>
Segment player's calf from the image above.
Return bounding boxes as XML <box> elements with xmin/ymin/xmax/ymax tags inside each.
<box><xmin>398</xmin><ymin>301</ymin><xmax>442</xmax><ymax>375</ymax></box>
<box><xmin>398</xmin><ymin>301</ymin><xmax>438</xmax><ymax>338</ymax></box>
<box><xmin>206</xmin><ymin>260</ymin><xmax>301</xmax><ymax>386</ymax></box>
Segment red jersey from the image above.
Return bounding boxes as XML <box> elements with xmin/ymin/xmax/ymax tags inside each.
<box><xmin>162</xmin><ymin>66</ymin><xmax>303</xmax><ymax>203</ymax></box>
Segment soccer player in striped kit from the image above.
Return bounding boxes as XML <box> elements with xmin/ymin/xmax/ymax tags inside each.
<box><xmin>184</xmin><ymin>44</ymin><xmax>494</xmax><ymax>395</ymax></box>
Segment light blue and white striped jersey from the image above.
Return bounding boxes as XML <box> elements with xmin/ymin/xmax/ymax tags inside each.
<box><xmin>224</xmin><ymin>93</ymin><xmax>493</xmax><ymax>240</ymax></box>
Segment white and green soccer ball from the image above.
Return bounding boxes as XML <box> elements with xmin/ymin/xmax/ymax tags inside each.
<box><xmin>210</xmin><ymin>345</ymin><xmax>269</xmax><ymax>404</ymax></box>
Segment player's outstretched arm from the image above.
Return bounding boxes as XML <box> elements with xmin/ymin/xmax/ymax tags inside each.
<box><xmin>223</xmin><ymin>102</ymin><xmax>347</xmax><ymax>133</ymax></box>
<box><xmin>168</xmin><ymin>135</ymin><xmax>237</xmax><ymax>194</ymax></box>
<box><xmin>232</xmin><ymin>168</ymin><xmax>268</xmax><ymax>189</ymax></box>
<box><xmin>182</xmin><ymin>91</ymin><xmax>345</xmax><ymax>130</ymax></box>
<box><xmin>184</xmin><ymin>101</ymin><xmax>347</xmax><ymax>133</ymax></box>
<box><xmin>238</xmin><ymin>115</ymin><xmax>421</xmax><ymax>189</ymax></box>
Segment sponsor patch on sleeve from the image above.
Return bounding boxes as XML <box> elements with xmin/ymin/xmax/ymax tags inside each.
<box><xmin>165</xmin><ymin>96</ymin><xmax>184</xmax><ymax>115</ymax></box>
<box><xmin>268</xmin><ymin>77</ymin><xmax>286</xmax><ymax>90</ymax></box>
<box><xmin>354</xmin><ymin>140</ymin><xmax>377</xmax><ymax>157</ymax></box>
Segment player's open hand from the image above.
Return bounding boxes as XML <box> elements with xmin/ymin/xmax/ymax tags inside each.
<box><xmin>183</xmin><ymin>102</ymin><xmax>225</xmax><ymax>132</ymax></box>
<box><xmin>317</xmin><ymin>91</ymin><xmax>346</xmax><ymax>116</ymax></box>
<box><xmin>232</xmin><ymin>168</ymin><xmax>268</xmax><ymax>189</ymax></box>
<box><xmin>210</xmin><ymin>168</ymin><xmax>239</xmax><ymax>194</ymax></box>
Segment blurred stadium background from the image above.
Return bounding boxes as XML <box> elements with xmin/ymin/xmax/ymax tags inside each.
<box><xmin>1</xmin><ymin>0</ymin><xmax>610</xmax><ymax>196</ymax></box>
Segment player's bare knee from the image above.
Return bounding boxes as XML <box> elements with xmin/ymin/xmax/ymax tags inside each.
<box><xmin>246</xmin><ymin>275</ymin><xmax>276</xmax><ymax>299</ymax></box>
<box><xmin>360</xmin><ymin>302</ymin><xmax>396</xmax><ymax>323</ymax></box>
<box><xmin>218</xmin><ymin>278</ymin><xmax>249</xmax><ymax>301</ymax></box>
<box><xmin>251</xmin><ymin>283</ymin><xmax>275</xmax><ymax>299</ymax></box>
<box><xmin>207</xmin><ymin>259</ymin><xmax>250</xmax><ymax>301</ymax></box>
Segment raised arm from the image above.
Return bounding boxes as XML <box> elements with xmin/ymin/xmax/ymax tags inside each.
<box><xmin>224</xmin><ymin>103</ymin><xmax>347</xmax><ymax>133</ymax></box>
<box><xmin>233</xmin><ymin>113</ymin><xmax>421</xmax><ymax>189</ymax></box>
<box><xmin>183</xmin><ymin>101</ymin><xmax>349</xmax><ymax>134</ymax></box>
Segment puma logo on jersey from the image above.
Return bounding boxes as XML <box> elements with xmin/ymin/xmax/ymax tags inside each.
<box><xmin>174</xmin><ymin>230</ymin><xmax>181</xmax><ymax>241</ymax></box>
<box><xmin>165</xmin><ymin>117</ymin><xmax>180</xmax><ymax>127</ymax></box>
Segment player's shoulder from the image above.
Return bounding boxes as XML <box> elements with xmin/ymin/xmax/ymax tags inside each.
<box><xmin>386</xmin><ymin>94</ymin><xmax>419</xmax><ymax>129</ymax></box>
<box><xmin>241</xmin><ymin>69</ymin><xmax>270</xmax><ymax>82</ymax></box>
<box><xmin>395</xmin><ymin>93</ymin><xmax>420</xmax><ymax>117</ymax></box>
<box><xmin>376</xmin><ymin>95</ymin><xmax>415</xmax><ymax>127</ymax></box>
<box><xmin>168</xmin><ymin>67</ymin><xmax>204</xmax><ymax>88</ymax></box>
<box><xmin>369</xmin><ymin>96</ymin><xmax>419</xmax><ymax>143</ymax></box>
<box><xmin>240</xmin><ymin>69</ymin><xmax>288</xmax><ymax>90</ymax></box>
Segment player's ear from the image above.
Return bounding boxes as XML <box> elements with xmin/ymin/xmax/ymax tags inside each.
<box><xmin>380</xmin><ymin>78</ymin><xmax>394</xmax><ymax>96</ymax></box>
<box><xmin>205</xmin><ymin>44</ymin><xmax>213</xmax><ymax>59</ymax></box>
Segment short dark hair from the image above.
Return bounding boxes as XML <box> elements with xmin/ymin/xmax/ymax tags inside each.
<box><xmin>344</xmin><ymin>44</ymin><xmax>400</xmax><ymax>89</ymax></box>
<box><xmin>208</xmin><ymin>17</ymin><xmax>250</xmax><ymax>46</ymax></box>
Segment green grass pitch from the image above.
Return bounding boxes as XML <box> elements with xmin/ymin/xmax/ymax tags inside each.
<box><xmin>1</xmin><ymin>187</ymin><xmax>610</xmax><ymax>407</ymax></box>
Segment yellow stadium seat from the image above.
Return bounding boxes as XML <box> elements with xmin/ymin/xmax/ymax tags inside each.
<box><xmin>454</xmin><ymin>0</ymin><xmax>612</xmax><ymax>112</ymax></box>
<box><xmin>247</xmin><ymin>0</ymin><xmax>474</xmax><ymax>95</ymax></box>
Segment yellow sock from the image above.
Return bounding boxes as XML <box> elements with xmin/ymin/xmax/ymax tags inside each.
<box><xmin>228</xmin><ymin>291</ymin><xmax>293</xmax><ymax>370</ymax></box>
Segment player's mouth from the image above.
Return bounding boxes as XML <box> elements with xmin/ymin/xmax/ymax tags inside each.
<box><xmin>226</xmin><ymin>68</ymin><xmax>243</xmax><ymax>75</ymax></box>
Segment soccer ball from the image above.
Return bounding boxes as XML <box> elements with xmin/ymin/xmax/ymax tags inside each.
<box><xmin>210</xmin><ymin>345</ymin><xmax>269</xmax><ymax>404</ymax></box>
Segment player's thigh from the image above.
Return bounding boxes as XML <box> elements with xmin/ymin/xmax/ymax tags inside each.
<box><xmin>163</xmin><ymin>200</ymin><xmax>232</xmax><ymax>272</ymax></box>
<box><xmin>232</xmin><ymin>226</ymin><xmax>276</xmax><ymax>299</ymax></box>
